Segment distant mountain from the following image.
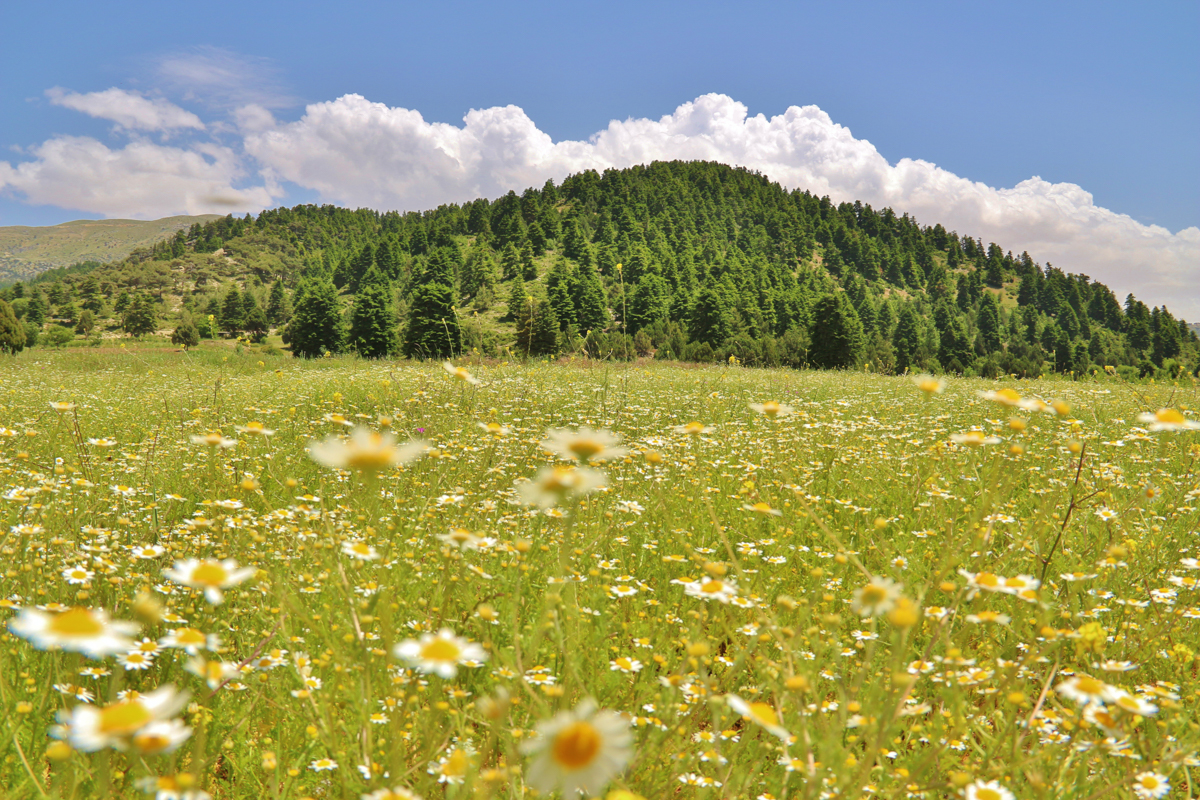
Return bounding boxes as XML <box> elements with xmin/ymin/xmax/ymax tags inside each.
<box><xmin>0</xmin><ymin>215</ymin><xmax>220</xmax><ymax>285</ymax></box>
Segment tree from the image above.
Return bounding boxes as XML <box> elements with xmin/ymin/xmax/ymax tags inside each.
<box><xmin>689</xmin><ymin>286</ymin><xmax>734</xmax><ymax>346</ymax></box>
<box><xmin>0</xmin><ymin>299</ymin><xmax>24</xmax><ymax>355</ymax></box>
<box><xmin>285</xmin><ymin>279</ymin><xmax>344</xmax><ymax>358</ymax></box>
<box><xmin>627</xmin><ymin>274</ymin><xmax>670</xmax><ymax>334</ymax></box>
<box><xmin>267</xmin><ymin>279</ymin><xmax>292</xmax><ymax>325</ymax></box>
<box><xmin>350</xmin><ymin>269</ymin><xmax>399</xmax><ymax>358</ymax></box>
<box><xmin>26</xmin><ymin>293</ymin><xmax>47</xmax><ymax>327</ymax></box>
<box><xmin>122</xmin><ymin>294</ymin><xmax>158</xmax><ymax>337</ymax></box>
<box><xmin>977</xmin><ymin>293</ymin><xmax>1003</xmax><ymax>354</ymax></box>
<box><xmin>171</xmin><ymin>315</ymin><xmax>201</xmax><ymax>350</ymax></box>
<box><xmin>809</xmin><ymin>293</ymin><xmax>864</xmax><ymax>369</ymax></box>
<box><xmin>529</xmin><ymin>298</ymin><xmax>559</xmax><ymax>356</ymax></box>
<box><xmin>893</xmin><ymin>304</ymin><xmax>922</xmax><ymax>373</ymax></box>
<box><xmin>403</xmin><ymin>282</ymin><xmax>460</xmax><ymax>359</ymax></box>
<box><xmin>220</xmin><ymin>286</ymin><xmax>244</xmax><ymax>335</ymax></box>
<box><xmin>573</xmin><ymin>261</ymin><xmax>608</xmax><ymax>334</ymax></box>
<box><xmin>75</xmin><ymin>309</ymin><xmax>96</xmax><ymax>336</ymax></box>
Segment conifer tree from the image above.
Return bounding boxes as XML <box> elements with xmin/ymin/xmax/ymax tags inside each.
<box><xmin>505</xmin><ymin>272</ymin><xmax>528</xmax><ymax>322</ymax></box>
<box><xmin>350</xmin><ymin>268</ymin><xmax>399</xmax><ymax>358</ymax></box>
<box><xmin>808</xmin><ymin>293</ymin><xmax>864</xmax><ymax>369</ymax></box>
<box><xmin>286</xmin><ymin>279</ymin><xmax>344</xmax><ymax>358</ymax></box>
<box><xmin>123</xmin><ymin>294</ymin><xmax>158</xmax><ymax>337</ymax></box>
<box><xmin>171</xmin><ymin>314</ymin><xmax>200</xmax><ymax>350</ymax></box>
<box><xmin>573</xmin><ymin>260</ymin><xmax>608</xmax><ymax>333</ymax></box>
<box><xmin>267</xmin><ymin>279</ymin><xmax>291</xmax><ymax>325</ymax></box>
<box><xmin>893</xmin><ymin>304</ymin><xmax>922</xmax><ymax>372</ymax></box>
<box><xmin>0</xmin><ymin>298</ymin><xmax>24</xmax><ymax>355</ymax></box>
<box><xmin>221</xmin><ymin>286</ymin><xmax>244</xmax><ymax>335</ymax></box>
<box><xmin>977</xmin><ymin>293</ymin><xmax>1003</xmax><ymax>354</ymax></box>
<box><xmin>403</xmin><ymin>282</ymin><xmax>460</xmax><ymax>359</ymax></box>
<box><xmin>530</xmin><ymin>298</ymin><xmax>560</xmax><ymax>357</ymax></box>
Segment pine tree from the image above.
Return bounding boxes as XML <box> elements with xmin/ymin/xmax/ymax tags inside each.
<box><xmin>0</xmin><ymin>299</ymin><xmax>23</xmax><ymax>355</ymax></box>
<box><xmin>350</xmin><ymin>268</ymin><xmax>399</xmax><ymax>358</ymax></box>
<box><xmin>286</xmin><ymin>279</ymin><xmax>344</xmax><ymax>358</ymax></box>
<box><xmin>505</xmin><ymin>272</ymin><xmax>528</xmax><ymax>322</ymax></box>
<box><xmin>977</xmin><ymin>293</ymin><xmax>1003</xmax><ymax>354</ymax></box>
<box><xmin>75</xmin><ymin>309</ymin><xmax>95</xmax><ymax>336</ymax></box>
<box><xmin>545</xmin><ymin>258</ymin><xmax>577</xmax><ymax>329</ymax></box>
<box><xmin>267</xmin><ymin>279</ymin><xmax>291</xmax><ymax>325</ymax></box>
<box><xmin>171</xmin><ymin>314</ymin><xmax>200</xmax><ymax>350</ymax></box>
<box><xmin>403</xmin><ymin>282</ymin><xmax>460</xmax><ymax>359</ymax></box>
<box><xmin>893</xmin><ymin>304</ymin><xmax>922</xmax><ymax>372</ymax></box>
<box><xmin>530</xmin><ymin>298</ymin><xmax>559</xmax><ymax>357</ymax></box>
<box><xmin>221</xmin><ymin>286</ymin><xmax>244</xmax><ymax>335</ymax></box>
<box><xmin>808</xmin><ymin>293</ymin><xmax>864</xmax><ymax>369</ymax></box>
<box><xmin>123</xmin><ymin>294</ymin><xmax>158</xmax><ymax>337</ymax></box>
<box><xmin>573</xmin><ymin>260</ymin><xmax>608</xmax><ymax>333</ymax></box>
<box><xmin>627</xmin><ymin>274</ymin><xmax>670</xmax><ymax>334</ymax></box>
<box><xmin>689</xmin><ymin>286</ymin><xmax>733</xmax><ymax>346</ymax></box>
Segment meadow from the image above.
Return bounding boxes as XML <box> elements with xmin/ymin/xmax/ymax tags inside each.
<box><xmin>1</xmin><ymin>344</ymin><xmax>1197</xmax><ymax>800</ymax></box>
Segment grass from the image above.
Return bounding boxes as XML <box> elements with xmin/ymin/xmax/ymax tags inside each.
<box><xmin>0</xmin><ymin>347</ymin><xmax>1197</xmax><ymax>800</ymax></box>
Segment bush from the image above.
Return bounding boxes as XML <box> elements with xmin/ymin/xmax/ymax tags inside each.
<box><xmin>43</xmin><ymin>325</ymin><xmax>74</xmax><ymax>348</ymax></box>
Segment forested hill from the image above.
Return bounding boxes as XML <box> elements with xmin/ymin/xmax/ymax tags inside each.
<box><xmin>1</xmin><ymin>161</ymin><xmax>1196</xmax><ymax>377</ymax></box>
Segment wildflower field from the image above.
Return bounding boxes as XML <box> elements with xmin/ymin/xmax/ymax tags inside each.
<box><xmin>1</xmin><ymin>346</ymin><xmax>1198</xmax><ymax>800</ymax></box>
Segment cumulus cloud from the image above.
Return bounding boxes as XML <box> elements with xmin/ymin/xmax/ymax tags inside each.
<box><xmin>46</xmin><ymin>87</ymin><xmax>204</xmax><ymax>132</ymax></box>
<box><xmin>244</xmin><ymin>93</ymin><xmax>1199</xmax><ymax>319</ymax></box>
<box><xmin>0</xmin><ymin>136</ymin><xmax>275</xmax><ymax>219</ymax></box>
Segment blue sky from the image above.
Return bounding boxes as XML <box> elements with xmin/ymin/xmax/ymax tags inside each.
<box><xmin>1</xmin><ymin>0</ymin><xmax>1197</xmax><ymax>314</ymax></box>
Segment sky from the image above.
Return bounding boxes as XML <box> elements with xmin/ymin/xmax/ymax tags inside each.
<box><xmin>1</xmin><ymin>0</ymin><xmax>1197</xmax><ymax>318</ymax></box>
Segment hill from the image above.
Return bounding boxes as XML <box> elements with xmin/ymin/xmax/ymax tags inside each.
<box><xmin>0</xmin><ymin>214</ymin><xmax>220</xmax><ymax>285</ymax></box>
<box><xmin>1</xmin><ymin>161</ymin><xmax>1196</xmax><ymax>376</ymax></box>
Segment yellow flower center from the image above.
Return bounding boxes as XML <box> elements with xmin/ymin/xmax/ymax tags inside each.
<box><xmin>1075</xmin><ymin>677</ymin><xmax>1104</xmax><ymax>696</ymax></box>
<box><xmin>441</xmin><ymin>748</ymin><xmax>468</xmax><ymax>776</ymax></box>
<box><xmin>98</xmin><ymin>700</ymin><xmax>151</xmax><ymax>734</ymax></box>
<box><xmin>700</xmin><ymin>580</ymin><xmax>726</xmax><ymax>594</ymax></box>
<box><xmin>975</xmin><ymin>789</ymin><xmax>1002</xmax><ymax>800</ymax></box>
<box><xmin>551</xmin><ymin>721</ymin><xmax>601</xmax><ymax>769</ymax></box>
<box><xmin>975</xmin><ymin>573</ymin><xmax>1001</xmax><ymax>589</ymax></box>
<box><xmin>1156</xmin><ymin>408</ymin><xmax>1185</xmax><ymax>424</ymax></box>
<box><xmin>994</xmin><ymin>388</ymin><xmax>1022</xmax><ymax>404</ymax></box>
<box><xmin>421</xmin><ymin>638</ymin><xmax>461</xmax><ymax>662</ymax></box>
<box><xmin>48</xmin><ymin>608</ymin><xmax>104</xmax><ymax>638</ymax></box>
<box><xmin>859</xmin><ymin>584</ymin><xmax>887</xmax><ymax>605</ymax></box>
<box><xmin>683</xmin><ymin>422</ymin><xmax>705</xmax><ymax>434</ymax></box>
<box><xmin>761</xmin><ymin>402</ymin><xmax>780</xmax><ymax>417</ymax></box>
<box><xmin>191</xmin><ymin>562</ymin><xmax>228</xmax><ymax>587</ymax></box>
<box><xmin>173</xmin><ymin>628</ymin><xmax>206</xmax><ymax>646</ymax></box>
<box><xmin>568</xmin><ymin>440</ymin><xmax>605</xmax><ymax>460</ymax></box>
<box><xmin>133</xmin><ymin>731</ymin><xmax>172</xmax><ymax>754</ymax></box>
<box><xmin>748</xmin><ymin>702</ymin><xmax>779</xmax><ymax>728</ymax></box>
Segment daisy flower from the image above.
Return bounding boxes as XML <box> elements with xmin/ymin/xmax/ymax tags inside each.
<box><xmin>673</xmin><ymin>422</ymin><xmax>714</xmax><ymax>435</ymax></box>
<box><xmin>1136</xmin><ymin>408</ymin><xmax>1199</xmax><ymax>432</ymax></box>
<box><xmin>684</xmin><ymin>578</ymin><xmax>739</xmax><ymax>604</ymax></box>
<box><xmin>310</xmin><ymin>758</ymin><xmax>338</xmax><ymax>771</ymax></box>
<box><xmin>56</xmin><ymin>685</ymin><xmax>189</xmax><ymax>752</ymax></box>
<box><xmin>541</xmin><ymin>427</ymin><xmax>627</xmax><ymax>463</ymax></box>
<box><xmin>189</xmin><ymin>431</ymin><xmax>236</xmax><ymax>449</ymax></box>
<box><xmin>1056</xmin><ymin>676</ymin><xmax>1122</xmax><ymax>706</ymax></box>
<box><xmin>962</xmin><ymin>780</ymin><xmax>1015</xmax><ymax>800</ymax></box>
<box><xmin>749</xmin><ymin>401</ymin><xmax>794</xmax><ymax>419</ymax></box>
<box><xmin>309</xmin><ymin>427</ymin><xmax>428</xmax><ymax>471</ymax></box>
<box><xmin>235</xmin><ymin>421</ymin><xmax>275</xmax><ymax>437</ymax></box>
<box><xmin>442</xmin><ymin>361</ymin><xmax>482</xmax><ymax>385</ymax></box>
<box><xmin>726</xmin><ymin>694</ymin><xmax>790</xmax><ymax>740</ymax></box>
<box><xmin>850</xmin><ymin>576</ymin><xmax>902</xmax><ymax>618</ymax></box>
<box><xmin>9</xmin><ymin>606</ymin><xmax>138</xmax><ymax>659</ymax></box>
<box><xmin>342</xmin><ymin>540</ymin><xmax>380</xmax><ymax>561</ymax></box>
<box><xmin>517</xmin><ymin>465</ymin><xmax>606</xmax><ymax>508</ymax></box>
<box><xmin>950</xmin><ymin>431</ymin><xmax>1001</xmax><ymax>447</ymax></box>
<box><xmin>362</xmin><ymin>788</ymin><xmax>424</xmax><ymax>800</ymax></box>
<box><xmin>163</xmin><ymin>558</ymin><xmax>256</xmax><ymax>605</ymax></box>
<box><xmin>912</xmin><ymin>374</ymin><xmax>945</xmax><ymax>395</ymax></box>
<box><xmin>1131</xmin><ymin>772</ymin><xmax>1170</xmax><ymax>799</ymax></box>
<box><xmin>394</xmin><ymin>629</ymin><xmax>487</xmax><ymax>679</ymax></box>
<box><xmin>520</xmin><ymin>698</ymin><xmax>633</xmax><ymax>797</ymax></box>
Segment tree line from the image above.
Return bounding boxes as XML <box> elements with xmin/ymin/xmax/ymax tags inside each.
<box><xmin>2</xmin><ymin>161</ymin><xmax>1196</xmax><ymax>378</ymax></box>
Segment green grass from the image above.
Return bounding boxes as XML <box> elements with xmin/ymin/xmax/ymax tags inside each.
<box><xmin>0</xmin><ymin>348</ymin><xmax>1197</xmax><ymax>799</ymax></box>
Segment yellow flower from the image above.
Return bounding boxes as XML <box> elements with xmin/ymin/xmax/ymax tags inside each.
<box><xmin>749</xmin><ymin>401</ymin><xmax>794</xmax><ymax>419</ymax></box>
<box><xmin>912</xmin><ymin>375</ymin><xmax>944</xmax><ymax>395</ymax></box>
<box><xmin>442</xmin><ymin>361</ymin><xmax>481</xmax><ymax>386</ymax></box>
<box><xmin>1137</xmin><ymin>408</ymin><xmax>1199</xmax><ymax>431</ymax></box>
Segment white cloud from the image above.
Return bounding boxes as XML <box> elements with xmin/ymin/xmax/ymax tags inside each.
<box><xmin>154</xmin><ymin>46</ymin><xmax>295</xmax><ymax>110</ymax></box>
<box><xmin>245</xmin><ymin>93</ymin><xmax>1200</xmax><ymax>320</ymax></box>
<box><xmin>0</xmin><ymin>136</ymin><xmax>275</xmax><ymax>219</ymax></box>
<box><xmin>46</xmin><ymin>87</ymin><xmax>204</xmax><ymax>132</ymax></box>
